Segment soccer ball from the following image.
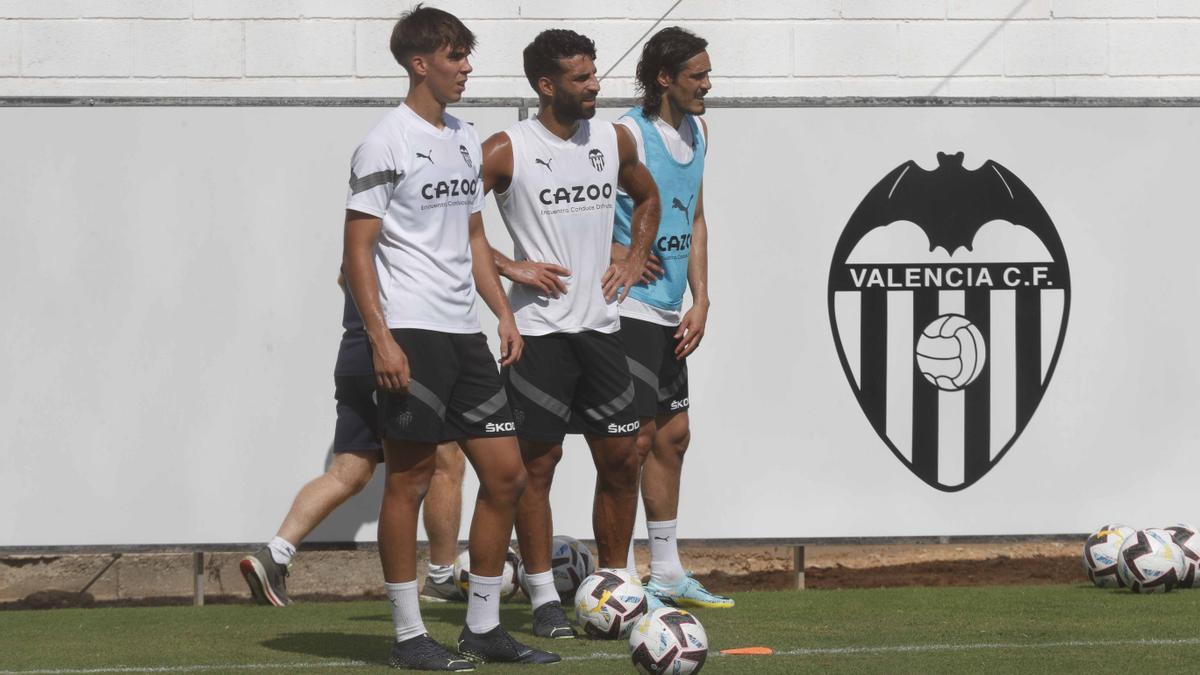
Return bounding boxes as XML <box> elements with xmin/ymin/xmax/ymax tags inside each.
<box><xmin>1162</xmin><ymin>524</ymin><xmax>1200</xmax><ymax>588</ymax></box>
<box><xmin>1117</xmin><ymin>529</ymin><xmax>1186</xmax><ymax>593</ymax></box>
<box><xmin>574</xmin><ymin>569</ymin><xmax>647</xmax><ymax>639</ymax></box>
<box><xmin>1082</xmin><ymin>524</ymin><xmax>1135</xmax><ymax>588</ymax></box>
<box><xmin>453</xmin><ymin>548</ymin><xmax>521</xmax><ymax>601</ymax></box>
<box><xmin>629</xmin><ymin>607</ymin><xmax>709</xmax><ymax>674</ymax></box>
<box><xmin>915</xmin><ymin>314</ymin><xmax>987</xmax><ymax>391</ymax></box>
<box><xmin>518</xmin><ymin>535</ymin><xmax>596</xmax><ymax>599</ymax></box>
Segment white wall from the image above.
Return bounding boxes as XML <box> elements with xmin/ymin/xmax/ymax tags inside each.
<box><xmin>4</xmin><ymin>103</ymin><xmax>1200</xmax><ymax>546</ymax></box>
<box><xmin>5</xmin><ymin>1</ymin><xmax>1200</xmax><ymax>99</ymax></box>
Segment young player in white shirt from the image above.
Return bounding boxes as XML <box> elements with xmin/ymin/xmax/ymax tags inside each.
<box><xmin>341</xmin><ymin>6</ymin><xmax>557</xmax><ymax>669</ymax></box>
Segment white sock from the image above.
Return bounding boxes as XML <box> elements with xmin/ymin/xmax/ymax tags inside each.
<box><xmin>267</xmin><ymin>536</ymin><xmax>296</xmax><ymax>566</ymax></box>
<box><xmin>466</xmin><ymin>573</ymin><xmax>502</xmax><ymax>633</ymax></box>
<box><xmin>427</xmin><ymin>563</ymin><xmax>453</xmax><ymax>583</ymax></box>
<box><xmin>625</xmin><ymin>541</ymin><xmax>639</xmax><ymax>580</ymax></box>
<box><xmin>648</xmin><ymin>520</ymin><xmax>684</xmax><ymax>585</ymax></box>
<box><xmin>385</xmin><ymin>580</ymin><xmax>426</xmax><ymax>642</ymax></box>
<box><xmin>525</xmin><ymin>569</ymin><xmax>558</xmax><ymax>610</ymax></box>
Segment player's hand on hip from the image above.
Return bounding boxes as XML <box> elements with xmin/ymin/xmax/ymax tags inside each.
<box><xmin>611</xmin><ymin>242</ymin><xmax>662</xmax><ymax>284</ymax></box>
<box><xmin>674</xmin><ymin>304</ymin><xmax>708</xmax><ymax>359</ymax></box>
<box><xmin>602</xmin><ymin>260</ymin><xmax>641</xmax><ymax>303</ymax></box>
<box><xmin>373</xmin><ymin>337</ymin><xmax>411</xmax><ymax>393</ymax></box>
<box><xmin>497</xmin><ymin>317</ymin><xmax>524</xmax><ymax>366</ymax></box>
<box><xmin>504</xmin><ymin>260</ymin><xmax>570</xmax><ymax>298</ymax></box>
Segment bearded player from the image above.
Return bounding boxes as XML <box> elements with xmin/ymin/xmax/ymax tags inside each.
<box><xmin>482</xmin><ymin>29</ymin><xmax>662</xmax><ymax>639</ymax></box>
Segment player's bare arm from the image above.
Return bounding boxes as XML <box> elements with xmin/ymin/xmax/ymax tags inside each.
<box><xmin>343</xmin><ymin>209</ymin><xmax>410</xmax><ymax>392</ymax></box>
<box><xmin>676</xmin><ymin>183</ymin><xmax>709</xmax><ymax>359</ymax></box>
<box><xmin>468</xmin><ymin>210</ymin><xmax>524</xmax><ymax>365</ymax></box>
<box><xmin>604</xmin><ymin>123</ymin><xmax>661</xmax><ymax>302</ymax></box>
<box><xmin>481</xmin><ymin>130</ymin><xmax>570</xmax><ymax>298</ymax></box>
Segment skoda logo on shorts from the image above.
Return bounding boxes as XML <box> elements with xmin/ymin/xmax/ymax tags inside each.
<box><xmin>827</xmin><ymin>152</ymin><xmax>1070</xmax><ymax>492</ymax></box>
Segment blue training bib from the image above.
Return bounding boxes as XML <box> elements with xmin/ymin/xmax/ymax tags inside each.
<box><xmin>613</xmin><ymin>108</ymin><xmax>705</xmax><ymax>311</ymax></box>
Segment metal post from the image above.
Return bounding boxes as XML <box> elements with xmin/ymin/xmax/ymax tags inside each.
<box><xmin>793</xmin><ymin>545</ymin><xmax>806</xmax><ymax>590</ymax></box>
<box><xmin>193</xmin><ymin>552</ymin><xmax>205</xmax><ymax>606</ymax></box>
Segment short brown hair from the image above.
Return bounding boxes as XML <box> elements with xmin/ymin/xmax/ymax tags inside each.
<box><xmin>389</xmin><ymin>4</ymin><xmax>476</xmax><ymax>72</ymax></box>
<box><xmin>522</xmin><ymin>29</ymin><xmax>597</xmax><ymax>91</ymax></box>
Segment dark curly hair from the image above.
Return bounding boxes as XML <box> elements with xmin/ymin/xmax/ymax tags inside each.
<box><xmin>389</xmin><ymin>3</ymin><xmax>476</xmax><ymax>73</ymax></box>
<box><xmin>635</xmin><ymin>27</ymin><xmax>708</xmax><ymax>118</ymax></box>
<box><xmin>523</xmin><ymin>29</ymin><xmax>597</xmax><ymax>91</ymax></box>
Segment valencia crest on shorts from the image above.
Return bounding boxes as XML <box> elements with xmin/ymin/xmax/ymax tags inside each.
<box><xmin>827</xmin><ymin>152</ymin><xmax>1070</xmax><ymax>491</ymax></box>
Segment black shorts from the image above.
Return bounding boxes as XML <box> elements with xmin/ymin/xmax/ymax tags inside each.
<box><xmin>377</xmin><ymin>329</ymin><xmax>516</xmax><ymax>444</ymax></box>
<box><xmin>503</xmin><ymin>330</ymin><xmax>639</xmax><ymax>444</ymax></box>
<box><xmin>619</xmin><ymin>317</ymin><xmax>690</xmax><ymax>419</ymax></box>
<box><xmin>333</xmin><ymin>374</ymin><xmax>383</xmax><ymax>459</ymax></box>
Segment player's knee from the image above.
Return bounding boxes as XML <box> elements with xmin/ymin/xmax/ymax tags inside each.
<box><xmin>633</xmin><ymin>424</ymin><xmax>655</xmax><ymax>464</ymax></box>
<box><xmin>383</xmin><ymin>465</ymin><xmax>434</xmax><ymax>503</ymax></box>
<box><xmin>483</xmin><ymin>462</ymin><xmax>528</xmax><ymax>504</ymax></box>
<box><xmin>598</xmin><ymin>440</ymin><xmax>640</xmax><ymax>487</ymax></box>
<box><xmin>435</xmin><ymin>443</ymin><xmax>467</xmax><ymax>483</ymax></box>
<box><xmin>524</xmin><ymin>444</ymin><xmax>563</xmax><ymax>485</ymax></box>
<box><xmin>658</xmin><ymin>427</ymin><xmax>690</xmax><ymax>461</ymax></box>
<box><xmin>328</xmin><ymin>453</ymin><xmax>378</xmax><ymax>496</ymax></box>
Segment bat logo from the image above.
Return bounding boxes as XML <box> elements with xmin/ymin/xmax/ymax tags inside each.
<box><xmin>416</xmin><ymin>149</ymin><xmax>434</xmax><ymax>164</ymax></box>
<box><xmin>671</xmin><ymin>194</ymin><xmax>694</xmax><ymax>225</ymax></box>
<box><xmin>459</xmin><ymin>144</ymin><xmax>473</xmax><ymax>168</ymax></box>
<box><xmin>827</xmin><ymin>152</ymin><xmax>1070</xmax><ymax>491</ymax></box>
<box><xmin>588</xmin><ymin>148</ymin><xmax>605</xmax><ymax>172</ymax></box>
<box><xmin>535</xmin><ymin>157</ymin><xmax>553</xmax><ymax>172</ymax></box>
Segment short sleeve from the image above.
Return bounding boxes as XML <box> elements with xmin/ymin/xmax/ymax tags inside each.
<box><xmin>466</xmin><ymin>127</ymin><xmax>485</xmax><ymax>214</ymax></box>
<box><xmin>345</xmin><ymin>136</ymin><xmax>404</xmax><ymax>218</ymax></box>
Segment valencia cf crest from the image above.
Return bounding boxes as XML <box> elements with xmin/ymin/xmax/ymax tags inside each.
<box><xmin>459</xmin><ymin>144</ymin><xmax>473</xmax><ymax>168</ymax></box>
<box><xmin>588</xmin><ymin>148</ymin><xmax>605</xmax><ymax>171</ymax></box>
<box><xmin>827</xmin><ymin>152</ymin><xmax>1070</xmax><ymax>491</ymax></box>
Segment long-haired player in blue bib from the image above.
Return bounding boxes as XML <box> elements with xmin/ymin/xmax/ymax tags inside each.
<box><xmin>612</xmin><ymin>27</ymin><xmax>733</xmax><ymax>610</ymax></box>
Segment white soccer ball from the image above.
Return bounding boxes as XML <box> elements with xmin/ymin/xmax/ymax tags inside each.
<box><xmin>1161</xmin><ymin>524</ymin><xmax>1200</xmax><ymax>588</ymax></box>
<box><xmin>453</xmin><ymin>548</ymin><xmax>521</xmax><ymax>601</ymax></box>
<box><xmin>574</xmin><ymin>569</ymin><xmax>647</xmax><ymax>639</ymax></box>
<box><xmin>1117</xmin><ymin>529</ymin><xmax>1187</xmax><ymax>593</ymax></box>
<box><xmin>518</xmin><ymin>535</ymin><xmax>597</xmax><ymax>599</ymax></box>
<box><xmin>1082</xmin><ymin>524</ymin><xmax>1135</xmax><ymax>588</ymax></box>
<box><xmin>915</xmin><ymin>314</ymin><xmax>987</xmax><ymax>391</ymax></box>
<box><xmin>629</xmin><ymin>607</ymin><xmax>709</xmax><ymax>674</ymax></box>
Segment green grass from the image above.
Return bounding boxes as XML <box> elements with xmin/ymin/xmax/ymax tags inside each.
<box><xmin>3</xmin><ymin>585</ymin><xmax>1200</xmax><ymax>673</ymax></box>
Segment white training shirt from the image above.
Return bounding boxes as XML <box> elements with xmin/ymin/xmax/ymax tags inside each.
<box><xmin>614</xmin><ymin>114</ymin><xmax>707</xmax><ymax>326</ymax></box>
<box><xmin>345</xmin><ymin>104</ymin><xmax>484</xmax><ymax>333</ymax></box>
<box><xmin>495</xmin><ymin>118</ymin><xmax>622</xmax><ymax>336</ymax></box>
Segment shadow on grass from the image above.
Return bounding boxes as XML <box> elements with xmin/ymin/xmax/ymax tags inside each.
<box><xmin>262</xmin><ymin>632</ymin><xmax>390</xmax><ymax>665</ymax></box>
<box><xmin>346</xmin><ymin>605</ymin><xmax>534</xmax><ymax>631</ymax></box>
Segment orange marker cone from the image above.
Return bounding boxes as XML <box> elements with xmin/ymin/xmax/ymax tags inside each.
<box><xmin>719</xmin><ymin>646</ymin><xmax>774</xmax><ymax>656</ymax></box>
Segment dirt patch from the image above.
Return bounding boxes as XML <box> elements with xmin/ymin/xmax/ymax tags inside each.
<box><xmin>1</xmin><ymin>540</ymin><xmax>1089</xmax><ymax>609</ymax></box>
<box><xmin>693</xmin><ymin>555</ymin><xmax>1082</xmax><ymax>593</ymax></box>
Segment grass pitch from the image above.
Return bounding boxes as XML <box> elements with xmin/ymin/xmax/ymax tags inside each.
<box><xmin>4</xmin><ymin>584</ymin><xmax>1200</xmax><ymax>673</ymax></box>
